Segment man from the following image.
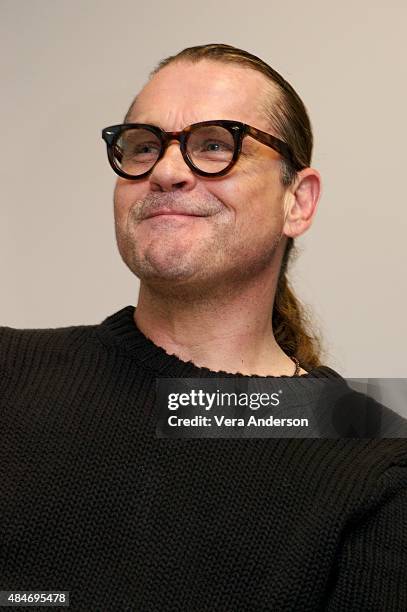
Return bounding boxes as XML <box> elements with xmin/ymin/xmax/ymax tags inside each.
<box><xmin>1</xmin><ymin>44</ymin><xmax>406</xmax><ymax>611</ymax></box>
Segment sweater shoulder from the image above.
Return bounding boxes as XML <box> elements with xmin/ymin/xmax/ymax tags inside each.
<box><xmin>0</xmin><ymin>321</ymin><xmax>101</xmax><ymax>370</ymax></box>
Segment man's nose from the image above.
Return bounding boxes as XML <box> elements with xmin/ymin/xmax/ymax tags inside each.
<box><xmin>148</xmin><ymin>141</ymin><xmax>196</xmax><ymax>191</ymax></box>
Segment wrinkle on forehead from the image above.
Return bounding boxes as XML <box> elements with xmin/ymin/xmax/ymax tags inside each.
<box><xmin>126</xmin><ymin>60</ymin><xmax>275</xmax><ymax>132</ymax></box>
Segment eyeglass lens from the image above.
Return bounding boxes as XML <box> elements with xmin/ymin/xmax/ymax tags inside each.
<box><xmin>113</xmin><ymin>125</ymin><xmax>235</xmax><ymax>176</ymax></box>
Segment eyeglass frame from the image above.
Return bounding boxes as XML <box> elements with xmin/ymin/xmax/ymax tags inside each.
<box><xmin>101</xmin><ymin>119</ymin><xmax>303</xmax><ymax>180</ymax></box>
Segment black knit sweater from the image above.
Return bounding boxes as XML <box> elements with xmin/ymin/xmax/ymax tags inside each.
<box><xmin>0</xmin><ymin>305</ymin><xmax>406</xmax><ymax>611</ymax></box>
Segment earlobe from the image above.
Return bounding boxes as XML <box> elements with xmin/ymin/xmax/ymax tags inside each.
<box><xmin>283</xmin><ymin>168</ymin><xmax>321</xmax><ymax>238</ymax></box>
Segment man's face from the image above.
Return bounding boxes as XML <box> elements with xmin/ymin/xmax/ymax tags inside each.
<box><xmin>114</xmin><ymin>60</ymin><xmax>290</xmax><ymax>293</ymax></box>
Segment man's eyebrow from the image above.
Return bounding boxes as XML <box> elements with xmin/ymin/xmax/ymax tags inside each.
<box><xmin>136</xmin><ymin>120</ymin><xmax>184</xmax><ymax>131</ymax></box>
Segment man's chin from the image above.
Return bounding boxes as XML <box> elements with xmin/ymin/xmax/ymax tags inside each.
<box><xmin>129</xmin><ymin>257</ymin><xmax>198</xmax><ymax>284</ymax></box>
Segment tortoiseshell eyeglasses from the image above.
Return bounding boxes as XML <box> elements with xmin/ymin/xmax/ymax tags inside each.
<box><xmin>101</xmin><ymin>119</ymin><xmax>302</xmax><ymax>180</ymax></box>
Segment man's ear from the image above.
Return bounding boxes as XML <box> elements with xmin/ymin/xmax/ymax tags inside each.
<box><xmin>283</xmin><ymin>168</ymin><xmax>322</xmax><ymax>238</ymax></box>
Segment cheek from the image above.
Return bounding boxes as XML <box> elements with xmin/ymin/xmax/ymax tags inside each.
<box><xmin>113</xmin><ymin>182</ymin><xmax>139</xmax><ymax>225</ymax></box>
<box><xmin>113</xmin><ymin>181</ymin><xmax>129</xmax><ymax>212</ymax></box>
<box><xmin>212</xmin><ymin>172</ymin><xmax>273</xmax><ymax>228</ymax></box>
<box><xmin>206</xmin><ymin>173</ymin><xmax>253</xmax><ymax>220</ymax></box>
<box><xmin>113</xmin><ymin>187</ymin><xmax>133</xmax><ymax>247</ymax></box>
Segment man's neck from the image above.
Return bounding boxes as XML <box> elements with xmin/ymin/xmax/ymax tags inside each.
<box><xmin>133</xmin><ymin>279</ymin><xmax>306</xmax><ymax>376</ymax></box>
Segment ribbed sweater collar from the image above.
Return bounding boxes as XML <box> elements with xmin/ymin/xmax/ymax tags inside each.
<box><xmin>96</xmin><ymin>305</ymin><xmax>342</xmax><ymax>380</ymax></box>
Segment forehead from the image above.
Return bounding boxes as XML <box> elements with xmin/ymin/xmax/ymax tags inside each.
<box><xmin>128</xmin><ymin>60</ymin><xmax>273</xmax><ymax>130</ymax></box>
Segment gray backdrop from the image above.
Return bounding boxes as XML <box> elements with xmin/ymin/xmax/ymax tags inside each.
<box><xmin>1</xmin><ymin>0</ymin><xmax>406</xmax><ymax>377</ymax></box>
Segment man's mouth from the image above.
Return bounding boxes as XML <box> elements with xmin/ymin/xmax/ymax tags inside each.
<box><xmin>145</xmin><ymin>208</ymin><xmax>206</xmax><ymax>219</ymax></box>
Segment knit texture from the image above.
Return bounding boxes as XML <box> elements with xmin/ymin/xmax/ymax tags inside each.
<box><xmin>0</xmin><ymin>305</ymin><xmax>406</xmax><ymax>611</ymax></box>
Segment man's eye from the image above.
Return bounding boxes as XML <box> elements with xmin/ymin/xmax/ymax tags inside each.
<box><xmin>124</xmin><ymin>143</ymin><xmax>160</xmax><ymax>158</ymax></box>
<box><xmin>134</xmin><ymin>143</ymin><xmax>159</xmax><ymax>154</ymax></box>
<box><xmin>201</xmin><ymin>140</ymin><xmax>232</xmax><ymax>152</ymax></box>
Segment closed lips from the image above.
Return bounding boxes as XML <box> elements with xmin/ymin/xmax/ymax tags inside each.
<box><xmin>145</xmin><ymin>209</ymin><xmax>206</xmax><ymax>218</ymax></box>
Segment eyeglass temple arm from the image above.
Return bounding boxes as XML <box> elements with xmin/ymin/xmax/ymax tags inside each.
<box><xmin>245</xmin><ymin>125</ymin><xmax>302</xmax><ymax>170</ymax></box>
